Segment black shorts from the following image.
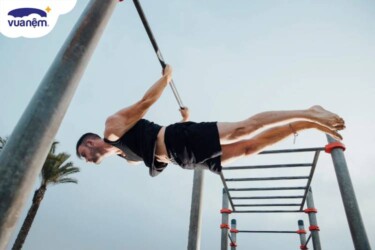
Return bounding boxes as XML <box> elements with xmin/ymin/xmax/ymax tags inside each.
<box><xmin>164</xmin><ymin>121</ymin><xmax>222</xmax><ymax>174</ymax></box>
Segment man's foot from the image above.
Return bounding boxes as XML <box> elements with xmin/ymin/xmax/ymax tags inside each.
<box><xmin>294</xmin><ymin>121</ymin><xmax>343</xmax><ymax>141</ymax></box>
<box><xmin>308</xmin><ymin>105</ymin><xmax>345</xmax><ymax>130</ymax></box>
<box><xmin>318</xmin><ymin>125</ymin><xmax>343</xmax><ymax>140</ymax></box>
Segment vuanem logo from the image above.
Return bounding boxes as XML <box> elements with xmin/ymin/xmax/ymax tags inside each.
<box><xmin>8</xmin><ymin>7</ymin><xmax>49</xmax><ymax>28</ymax></box>
<box><xmin>0</xmin><ymin>0</ymin><xmax>77</xmax><ymax>38</ymax></box>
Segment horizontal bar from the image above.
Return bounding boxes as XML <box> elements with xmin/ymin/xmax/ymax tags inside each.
<box><xmin>232</xmin><ymin>196</ymin><xmax>304</xmax><ymax>200</ymax></box>
<box><xmin>223</xmin><ymin>163</ymin><xmax>312</xmax><ymax>170</ymax></box>
<box><xmin>235</xmin><ymin>204</ymin><xmax>301</xmax><ymax>207</ymax></box>
<box><xmin>228</xmin><ymin>187</ymin><xmax>306</xmax><ymax>191</ymax></box>
<box><xmin>233</xmin><ymin>210</ymin><xmax>302</xmax><ymax>213</ymax></box>
<box><xmin>238</xmin><ymin>230</ymin><xmax>297</xmax><ymax>234</ymax></box>
<box><xmin>260</xmin><ymin>147</ymin><xmax>325</xmax><ymax>154</ymax></box>
<box><xmin>225</xmin><ymin>176</ymin><xmax>309</xmax><ymax>182</ymax></box>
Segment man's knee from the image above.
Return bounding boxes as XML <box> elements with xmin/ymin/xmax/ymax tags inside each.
<box><xmin>227</xmin><ymin>126</ymin><xmax>246</xmax><ymax>140</ymax></box>
<box><xmin>228</xmin><ymin>121</ymin><xmax>260</xmax><ymax>140</ymax></box>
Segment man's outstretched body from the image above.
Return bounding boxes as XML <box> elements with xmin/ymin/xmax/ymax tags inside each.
<box><xmin>76</xmin><ymin>65</ymin><xmax>345</xmax><ymax>176</ymax></box>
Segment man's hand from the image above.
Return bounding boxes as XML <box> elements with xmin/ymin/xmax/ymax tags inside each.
<box><xmin>162</xmin><ymin>64</ymin><xmax>173</xmax><ymax>82</ymax></box>
<box><xmin>179</xmin><ymin>107</ymin><xmax>190</xmax><ymax>122</ymax></box>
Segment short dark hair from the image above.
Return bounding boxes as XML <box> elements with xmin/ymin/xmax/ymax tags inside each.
<box><xmin>76</xmin><ymin>133</ymin><xmax>101</xmax><ymax>158</ymax></box>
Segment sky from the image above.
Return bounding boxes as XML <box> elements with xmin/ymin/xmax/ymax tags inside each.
<box><xmin>1</xmin><ymin>0</ymin><xmax>375</xmax><ymax>249</ymax></box>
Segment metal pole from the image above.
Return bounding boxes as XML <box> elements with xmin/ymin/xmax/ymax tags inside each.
<box><xmin>221</xmin><ymin>189</ymin><xmax>230</xmax><ymax>250</ymax></box>
<box><xmin>0</xmin><ymin>0</ymin><xmax>117</xmax><ymax>248</ymax></box>
<box><xmin>132</xmin><ymin>3</ymin><xmax>205</xmax><ymax>250</ymax></box>
<box><xmin>298</xmin><ymin>220</ymin><xmax>308</xmax><ymax>250</ymax></box>
<box><xmin>326</xmin><ymin>136</ymin><xmax>371</xmax><ymax>250</ymax></box>
<box><xmin>187</xmin><ymin>168</ymin><xmax>204</xmax><ymax>250</ymax></box>
<box><xmin>220</xmin><ymin>173</ymin><xmax>236</xmax><ymax>212</ymax></box>
<box><xmin>306</xmin><ymin>188</ymin><xmax>322</xmax><ymax>250</ymax></box>
<box><xmin>132</xmin><ymin>0</ymin><xmax>184</xmax><ymax>108</ymax></box>
<box><xmin>230</xmin><ymin>219</ymin><xmax>237</xmax><ymax>250</ymax></box>
<box><xmin>300</xmin><ymin>150</ymin><xmax>321</xmax><ymax>211</ymax></box>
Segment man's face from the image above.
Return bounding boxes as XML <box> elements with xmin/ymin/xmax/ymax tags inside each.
<box><xmin>78</xmin><ymin>144</ymin><xmax>103</xmax><ymax>164</ymax></box>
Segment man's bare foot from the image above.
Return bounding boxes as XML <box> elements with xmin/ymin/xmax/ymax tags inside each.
<box><xmin>293</xmin><ymin>121</ymin><xmax>343</xmax><ymax>141</ymax></box>
<box><xmin>308</xmin><ymin>105</ymin><xmax>345</xmax><ymax>130</ymax></box>
<box><xmin>314</xmin><ymin>123</ymin><xmax>343</xmax><ymax>140</ymax></box>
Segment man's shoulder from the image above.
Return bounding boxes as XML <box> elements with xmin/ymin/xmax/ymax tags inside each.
<box><xmin>103</xmin><ymin>114</ymin><xmax>131</xmax><ymax>141</ymax></box>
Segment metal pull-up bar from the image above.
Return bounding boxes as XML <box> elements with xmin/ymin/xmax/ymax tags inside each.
<box><xmin>133</xmin><ymin>0</ymin><xmax>184</xmax><ymax>108</ymax></box>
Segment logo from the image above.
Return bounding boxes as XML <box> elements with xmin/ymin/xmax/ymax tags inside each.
<box><xmin>9</xmin><ymin>8</ymin><xmax>47</xmax><ymax>18</ymax></box>
<box><xmin>7</xmin><ymin>8</ymin><xmax>49</xmax><ymax>28</ymax></box>
<box><xmin>0</xmin><ymin>0</ymin><xmax>77</xmax><ymax>38</ymax></box>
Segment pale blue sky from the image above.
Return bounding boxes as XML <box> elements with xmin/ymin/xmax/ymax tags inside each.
<box><xmin>1</xmin><ymin>0</ymin><xmax>374</xmax><ymax>249</ymax></box>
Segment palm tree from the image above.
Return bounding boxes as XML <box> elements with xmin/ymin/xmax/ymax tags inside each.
<box><xmin>0</xmin><ymin>140</ymin><xmax>81</xmax><ymax>250</ymax></box>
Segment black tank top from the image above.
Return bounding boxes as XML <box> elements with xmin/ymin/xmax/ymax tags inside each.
<box><xmin>104</xmin><ymin>119</ymin><xmax>167</xmax><ymax>177</ymax></box>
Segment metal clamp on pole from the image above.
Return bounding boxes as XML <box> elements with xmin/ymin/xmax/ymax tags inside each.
<box><xmin>303</xmin><ymin>208</ymin><xmax>318</xmax><ymax>214</ymax></box>
<box><xmin>230</xmin><ymin>242</ymin><xmax>238</xmax><ymax>248</ymax></box>
<box><xmin>309</xmin><ymin>225</ymin><xmax>320</xmax><ymax>231</ymax></box>
<box><xmin>221</xmin><ymin>209</ymin><xmax>232</xmax><ymax>214</ymax></box>
<box><xmin>325</xmin><ymin>141</ymin><xmax>346</xmax><ymax>153</ymax></box>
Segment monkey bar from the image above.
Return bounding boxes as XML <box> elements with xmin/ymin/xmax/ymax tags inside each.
<box><xmin>220</xmin><ymin>147</ymin><xmax>323</xmax><ymax>214</ymax></box>
<box><xmin>219</xmin><ymin>147</ymin><xmax>323</xmax><ymax>249</ymax></box>
<box><xmin>219</xmin><ymin>140</ymin><xmax>371</xmax><ymax>250</ymax></box>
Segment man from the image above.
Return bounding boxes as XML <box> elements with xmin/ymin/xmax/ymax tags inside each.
<box><xmin>76</xmin><ymin>65</ymin><xmax>345</xmax><ymax>177</ymax></box>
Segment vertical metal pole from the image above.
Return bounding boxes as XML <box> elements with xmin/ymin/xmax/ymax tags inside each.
<box><xmin>230</xmin><ymin>219</ymin><xmax>237</xmax><ymax>250</ymax></box>
<box><xmin>326</xmin><ymin>136</ymin><xmax>371</xmax><ymax>250</ymax></box>
<box><xmin>306</xmin><ymin>188</ymin><xmax>322</xmax><ymax>250</ymax></box>
<box><xmin>187</xmin><ymin>168</ymin><xmax>204</xmax><ymax>250</ymax></box>
<box><xmin>298</xmin><ymin>220</ymin><xmax>308</xmax><ymax>250</ymax></box>
<box><xmin>0</xmin><ymin>0</ymin><xmax>117</xmax><ymax>248</ymax></box>
<box><xmin>221</xmin><ymin>189</ymin><xmax>229</xmax><ymax>250</ymax></box>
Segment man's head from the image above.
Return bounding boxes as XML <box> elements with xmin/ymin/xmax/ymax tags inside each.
<box><xmin>76</xmin><ymin>133</ymin><xmax>106</xmax><ymax>164</ymax></box>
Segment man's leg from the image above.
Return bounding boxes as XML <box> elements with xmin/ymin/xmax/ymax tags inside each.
<box><xmin>220</xmin><ymin>121</ymin><xmax>342</xmax><ymax>165</ymax></box>
<box><xmin>218</xmin><ymin>105</ymin><xmax>345</xmax><ymax>144</ymax></box>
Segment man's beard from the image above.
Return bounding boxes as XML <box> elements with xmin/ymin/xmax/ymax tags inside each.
<box><xmin>90</xmin><ymin>147</ymin><xmax>102</xmax><ymax>164</ymax></box>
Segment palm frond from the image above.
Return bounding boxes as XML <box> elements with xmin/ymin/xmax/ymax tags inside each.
<box><xmin>54</xmin><ymin>178</ymin><xmax>78</xmax><ymax>184</ymax></box>
<box><xmin>49</xmin><ymin>141</ymin><xmax>59</xmax><ymax>155</ymax></box>
<box><xmin>42</xmin><ymin>151</ymin><xmax>80</xmax><ymax>186</ymax></box>
<box><xmin>1</xmin><ymin>137</ymin><xmax>80</xmax><ymax>186</ymax></box>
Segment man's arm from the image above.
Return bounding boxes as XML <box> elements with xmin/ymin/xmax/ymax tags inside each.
<box><xmin>104</xmin><ymin>65</ymin><xmax>173</xmax><ymax>141</ymax></box>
